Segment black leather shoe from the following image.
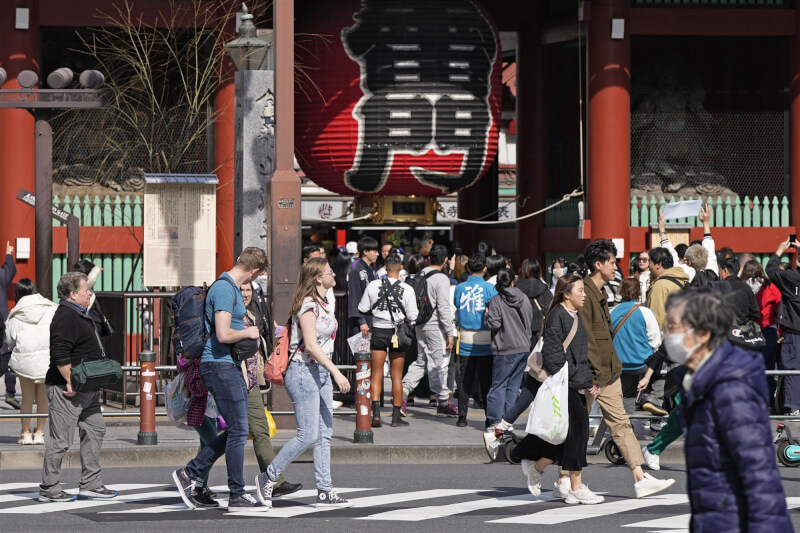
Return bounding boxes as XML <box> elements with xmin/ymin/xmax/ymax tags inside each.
<box><xmin>272</xmin><ymin>481</ymin><xmax>302</xmax><ymax>498</ymax></box>
<box><xmin>456</xmin><ymin>417</ymin><xmax>468</xmax><ymax>427</ymax></box>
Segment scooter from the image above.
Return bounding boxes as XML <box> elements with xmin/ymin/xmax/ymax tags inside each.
<box><xmin>774</xmin><ymin>422</ymin><xmax>800</xmax><ymax>467</ymax></box>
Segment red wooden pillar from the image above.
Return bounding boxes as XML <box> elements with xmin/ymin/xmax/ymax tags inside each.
<box><xmin>791</xmin><ymin>5</ymin><xmax>800</xmax><ymax>234</ymax></box>
<box><xmin>0</xmin><ymin>1</ymin><xmax>38</xmax><ymax>303</ymax></box>
<box><xmin>214</xmin><ymin>81</ymin><xmax>235</xmax><ymax>276</ymax></box>
<box><xmin>587</xmin><ymin>0</ymin><xmax>630</xmax><ymax>266</ymax></box>
<box><xmin>515</xmin><ymin>6</ymin><xmax>547</xmax><ymax>266</ymax></box>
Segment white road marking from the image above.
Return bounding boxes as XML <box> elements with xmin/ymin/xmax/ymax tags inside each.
<box><xmin>488</xmin><ymin>494</ymin><xmax>689</xmax><ymax>524</ymax></box>
<box><xmin>359</xmin><ymin>491</ymin><xmax>554</xmax><ymax>521</ymax></box>
<box><xmin>4</xmin><ymin>491</ymin><xmax>179</xmax><ymax>514</ymax></box>
<box><xmin>623</xmin><ymin>497</ymin><xmax>800</xmax><ymax>530</ymax></box>
<box><xmin>0</xmin><ymin>483</ymin><xmax>41</xmax><ymax>491</ymax></box>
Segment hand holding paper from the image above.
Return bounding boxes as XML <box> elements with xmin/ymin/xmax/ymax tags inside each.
<box><xmin>662</xmin><ymin>200</ymin><xmax>702</xmax><ymax>221</ymax></box>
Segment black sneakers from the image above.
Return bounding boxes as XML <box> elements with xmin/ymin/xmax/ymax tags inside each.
<box><xmin>272</xmin><ymin>481</ymin><xmax>303</xmax><ymax>498</ymax></box>
<box><xmin>172</xmin><ymin>468</ymin><xmax>197</xmax><ymax>510</ymax></box>
<box><xmin>192</xmin><ymin>486</ymin><xmax>219</xmax><ymax>508</ymax></box>
<box><xmin>227</xmin><ymin>493</ymin><xmax>268</xmax><ymax>512</ymax></box>
<box><xmin>255</xmin><ymin>472</ymin><xmax>277</xmax><ymax>507</ymax></box>
<box><xmin>38</xmin><ymin>491</ymin><xmax>77</xmax><ymax>503</ymax></box>
<box><xmin>315</xmin><ymin>489</ymin><xmax>354</xmax><ymax>508</ymax></box>
<box><xmin>79</xmin><ymin>486</ymin><xmax>119</xmax><ymax>499</ymax></box>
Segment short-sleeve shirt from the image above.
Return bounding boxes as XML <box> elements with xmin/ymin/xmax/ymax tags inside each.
<box><xmin>201</xmin><ymin>273</ymin><xmax>245</xmax><ymax>364</ymax></box>
<box><xmin>290</xmin><ymin>295</ymin><xmax>337</xmax><ymax>364</ymax></box>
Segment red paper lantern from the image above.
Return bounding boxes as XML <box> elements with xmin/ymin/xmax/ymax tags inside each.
<box><xmin>295</xmin><ymin>0</ymin><xmax>502</xmax><ymax>197</ymax></box>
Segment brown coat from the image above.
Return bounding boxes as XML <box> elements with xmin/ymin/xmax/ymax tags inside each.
<box><xmin>579</xmin><ymin>276</ymin><xmax>622</xmax><ymax>387</ymax></box>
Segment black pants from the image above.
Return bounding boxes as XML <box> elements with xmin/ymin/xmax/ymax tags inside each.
<box><xmin>620</xmin><ymin>368</ymin><xmax>646</xmax><ymax>416</ymax></box>
<box><xmin>456</xmin><ymin>355</ymin><xmax>493</xmax><ymax>420</ymax></box>
<box><xmin>512</xmin><ymin>388</ymin><xmax>589</xmax><ymax>472</ymax></box>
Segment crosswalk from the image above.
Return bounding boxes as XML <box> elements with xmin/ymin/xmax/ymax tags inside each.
<box><xmin>0</xmin><ymin>482</ymin><xmax>797</xmax><ymax>530</ymax></box>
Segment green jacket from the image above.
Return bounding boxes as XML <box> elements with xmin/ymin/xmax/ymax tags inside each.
<box><xmin>579</xmin><ymin>276</ymin><xmax>622</xmax><ymax>387</ymax></box>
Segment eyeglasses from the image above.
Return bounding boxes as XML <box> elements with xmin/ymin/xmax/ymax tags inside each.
<box><xmin>322</xmin><ymin>271</ymin><xmax>335</xmax><ymax>277</ymax></box>
<box><xmin>638</xmin><ymin>257</ymin><xmax>649</xmax><ymax>262</ymax></box>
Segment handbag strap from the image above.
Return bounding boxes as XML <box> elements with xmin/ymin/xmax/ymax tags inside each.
<box><xmin>562</xmin><ymin>314</ymin><xmax>578</xmax><ymax>353</ymax></box>
<box><xmin>612</xmin><ymin>304</ymin><xmax>641</xmax><ymax>339</ymax></box>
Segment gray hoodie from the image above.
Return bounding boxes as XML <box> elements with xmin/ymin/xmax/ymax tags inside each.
<box><xmin>485</xmin><ymin>287</ymin><xmax>533</xmax><ymax>356</ymax></box>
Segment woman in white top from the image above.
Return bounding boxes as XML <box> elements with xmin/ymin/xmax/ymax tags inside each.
<box><xmin>5</xmin><ymin>279</ymin><xmax>57</xmax><ymax>445</ymax></box>
<box><xmin>255</xmin><ymin>258</ymin><xmax>353</xmax><ymax>509</ymax></box>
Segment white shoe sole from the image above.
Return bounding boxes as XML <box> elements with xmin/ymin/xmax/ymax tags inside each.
<box><xmin>172</xmin><ymin>470</ymin><xmax>197</xmax><ymax>510</ymax></box>
<box><xmin>315</xmin><ymin>501</ymin><xmax>355</xmax><ymax>508</ymax></box>
<box><xmin>635</xmin><ymin>478</ymin><xmax>676</xmax><ymax>499</ymax></box>
<box><xmin>227</xmin><ymin>506</ymin><xmax>270</xmax><ymax>513</ymax></box>
<box><xmin>254</xmin><ymin>475</ymin><xmax>274</xmax><ymax>508</ymax></box>
<box><xmin>482</xmin><ymin>432</ymin><xmax>498</xmax><ymax>461</ymax></box>
<box><xmin>565</xmin><ymin>496</ymin><xmax>605</xmax><ymax>505</ymax></box>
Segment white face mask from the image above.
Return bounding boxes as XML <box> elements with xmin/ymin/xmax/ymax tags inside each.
<box><xmin>664</xmin><ymin>328</ymin><xmax>701</xmax><ymax>365</ymax></box>
<box><xmin>552</xmin><ymin>267</ymin><xmax>565</xmax><ymax>279</ymax></box>
<box><xmin>746</xmin><ymin>278</ymin><xmax>763</xmax><ymax>294</ymax></box>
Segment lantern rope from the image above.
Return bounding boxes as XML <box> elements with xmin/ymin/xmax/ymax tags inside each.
<box><xmin>435</xmin><ymin>188</ymin><xmax>583</xmax><ymax>225</ymax></box>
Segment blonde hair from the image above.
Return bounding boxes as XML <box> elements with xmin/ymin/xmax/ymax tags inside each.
<box><xmin>290</xmin><ymin>257</ymin><xmax>328</xmax><ymax>317</ymax></box>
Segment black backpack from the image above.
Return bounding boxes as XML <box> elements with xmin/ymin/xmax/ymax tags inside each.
<box><xmin>404</xmin><ymin>270</ymin><xmax>447</xmax><ymax>325</ymax></box>
<box><xmin>171</xmin><ymin>277</ymin><xmax>238</xmax><ymax>359</ymax></box>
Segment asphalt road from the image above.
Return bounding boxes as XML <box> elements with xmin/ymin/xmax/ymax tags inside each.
<box><xmin>2</xmin><ymin>462</ymin><xmax>800</xmax><ymax>532</ymax></box>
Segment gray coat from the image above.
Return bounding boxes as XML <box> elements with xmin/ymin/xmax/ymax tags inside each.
<box><xmin>485</xmin><ymin>287</ymin><xmax>533</xmax><ymax>356</ymax></box>
<box><xmin>542</xmin><ymin>304</ymin><xmax>592</xmax><ymax>390</ymax></box>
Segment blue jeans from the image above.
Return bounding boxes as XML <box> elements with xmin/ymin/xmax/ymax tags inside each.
<box><xmin>267</xmin><ymin>361</ymin><xmax>333</xmax><ymax>491</ymax></box>
<box><xmin>185</xmin><ymin>362</ymin><xmax>249</xmax><ymax>497</ymax></box>
<box><xmin>486</xmin><ymin>351</ymin><xmax>528</xmax><ymax>425</ymax></box>
<box><xmin>192</xmin><ymin>416</ymin><xmax>218</xmax><ymax>487</ymax></box>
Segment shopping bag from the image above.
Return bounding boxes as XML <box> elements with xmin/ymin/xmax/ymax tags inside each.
<box><xmin>165</xmin><ymin>373</ymin><xmax>192</xmax><ymax>422</ymax></box>
<box><xmin>525</xmin><ymin>362</ymin><xmax>569</xmax><ymax>445</ymax></box>
<box><xmin>264</xmin><ymin>408</ymin><xmax>278</xmax><ymax>438</ymax></box>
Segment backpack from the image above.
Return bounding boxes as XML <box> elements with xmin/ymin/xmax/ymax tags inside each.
<box><xmin>405</xmin><ymin>270</ymin><xmax>446</xmax><ymax>325</ymax></box>
<box><xmin>171</xmin><ymin>277</ymin><xmax>238</xmax><ymax>360</ymax></box>
<box><xmin>265</xmin><ymin>320</ymin><xmax>303</xmax><ymax>387</ymax></box>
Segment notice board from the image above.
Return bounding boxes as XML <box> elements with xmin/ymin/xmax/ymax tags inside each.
<box><xmin>143</xmin><ymin>174</ymin><xmax>217</xmax><ymax>287</ymax></box>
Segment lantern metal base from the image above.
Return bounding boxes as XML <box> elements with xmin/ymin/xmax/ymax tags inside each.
<box><xmin>353</xmin><ymin>195</ymin><xmax>436</xmax><ymax>225</ymax></box>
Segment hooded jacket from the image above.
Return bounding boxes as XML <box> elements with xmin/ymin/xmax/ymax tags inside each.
<box><xmin>676</xmin><ymin>342</ymin><xmax>791</xmax><ymax>532</ymax></box>
<box><xmin>5</xmin><ymin>294</ymin><xmax>58</xmax><ymax>381</ymax></box>
<box><xmin>646</xmin><ymin>266</ymin><xmax>690</xmax><ymax>329</ymax></box>
<box><xmin>516</xmin><ymin>278</ymin><xmax>553</xmax><ymax>339</ymax></box>
<box><xmin>485</xmin><ymin>287</ymin><xmax>533</xmax><ymax>356</ymax></box>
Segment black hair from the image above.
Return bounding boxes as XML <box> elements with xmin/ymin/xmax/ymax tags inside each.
<box><xmin>357</xmin><ymin>236</ymin><xmax>379</xmax><ymax>256</ymax></box>
<box><xmin>485</xmin><ymin>255</ymin><xmax>506</xmax><ymax>278</ymax></box>
<box><xmin>407</xmin><ymin>254</ymin><xmax>427</xmax><ymax>275</ymax></box>
<box><xmin>302</xmin><ymin>243</ymin><xmax>320</xmax><ymax>261</ymax></box>
<box><xmin>567</xmin><ymin>258</ymin><xmax>590</xmax><ymax>279</ymax></box>
<box><xmin>428</xmin><ymin>244</ymin><xmax>449</xmax><ymax>266</ymax></box>
<box><xmin>332</xmin><ymin>252</ymin><xmax>351</xmax><ymax>290</ymax></box>
<box><xmin>675</xmin><ymin>243</ymin><xmax>688</xmax><ymax>260</ymax></box>
<box><xmin>720</xmin><ymin>258</ymin><xmax>740</xmax><ymax>277</ymax></box>
<box><xmin>583</xmin><ymin>239</ymin><xmax>617</xmax><ymax>273</ymax></box>
<box><xmin>649</xmin><ymin>247</ymin><xmax>674</xmax><ymax>269</ymax></box>
<box><xmin>476</xmin><ymin>241</ymin><xmax>492</xmax><ymax>257</ymax></box>
<box><xmin>519</xmin><ymin>258</ymin><xmax>542</xmax><ymax>280</ymax></box>
<box><xmin>15</xmin><ymin>278</ymin><xmax>36</xmax><ymax>300</ymax></box>
<box><xmin>384</xmin><ymin>253</ymin><xmax>403</xmax><ymax>269</ymax></box>
<box><xmin>495</xmin><ymin>268</ymin><xmax>515</xmax><ymax>298</ymax></box>
<box><xmin>467</xmin><ymin>253</ymin><xmax>486</xmax><ymax>274</ymax></box>
<box><xmin>381</xmin><ymin>241</ymin><xmax>393</xmax><ymax>249</ymax></box>
<box><xmin>72</xmin><ymin>259</ymin><xmax>96</xmax><ymax>275</ymax></box>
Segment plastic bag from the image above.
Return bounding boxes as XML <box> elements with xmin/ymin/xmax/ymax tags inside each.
<box><xmin>264</xmin><ymin>408</ymin><xmax>277</xmax><ymax>438</ymax></box>
<box><xmin>525</xmin><ymin>362</ymin><xmax>569</xmax><ymax>445</ymax></box>
<box><xmin>165</xmin><ymin>373</ymin><xmax>192</xmax><ymax>422</ymax></box>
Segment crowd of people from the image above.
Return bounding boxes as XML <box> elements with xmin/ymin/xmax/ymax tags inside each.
<box><xmin>0</xmin><ymin>210</ymin><xmax>795</xmax><ymax>525</ymax></box>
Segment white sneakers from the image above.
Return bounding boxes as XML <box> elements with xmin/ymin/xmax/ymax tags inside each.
<box><xmin>565</xmin><ymin>484</ymin><xmax>605</xmax><ymax>505</ymax></box>
<box><xmin>552</xmin><ymin>477</ymin><xmax>571</xmax><ymax>499</ymax></box>
<box><xmin>520</xmin><ymin>459</ymin><xmax>542</xmax><ymax>496</ymax></box>
<box><xmin>634</xmin><ymin>473</ymin><xmax>675</xmax><ymax>498</ymax></box>
<box><xmin>642</xmin><ymin>445</ymin><xmax>661</xmax><ymax>471</ymax></box>
<box><xmin>482</xmin><ymin>430</ymin><xmax>501</xmax><ymax>461</ymax></box>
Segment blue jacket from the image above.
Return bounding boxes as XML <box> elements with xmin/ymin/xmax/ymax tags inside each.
<box><xmin>610</xmin><ymin>302</ymin><xmax>652</xmax><ymax>371</ymax></box>
<box><xmin>454</xmin><ymin>276</ymin><xmax>497</xmax><ymax>356</ymax></box>
<box><xmin>676</xmin><ymin>342</ymin><xmax>791</xmax><ymax>532</ymax></box>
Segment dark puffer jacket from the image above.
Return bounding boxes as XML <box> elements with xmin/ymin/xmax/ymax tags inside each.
<box><xmin>675</xmin><ymin>342</ymin><xmax>791</xmax><ymax>532</ymax></box>
<box><xmin>541</xmin><ymin>304</ymin><xmax>592</xmax><ymax>390</ymax></box>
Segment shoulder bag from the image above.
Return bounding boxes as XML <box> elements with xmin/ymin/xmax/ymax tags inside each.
<box><xmin>527</xmin><ymin>312</ymin><xmax>578</xmax><ymax>383</ymax></box>
<box><xmin>71</xmin><ymin>328</ymin><xmax>123</xmax><ymax>393</ymax></box>
<box><xmin>612</xmin><ymin>304</ymin><xmax>641</xmax><ymax>339</ymax></box>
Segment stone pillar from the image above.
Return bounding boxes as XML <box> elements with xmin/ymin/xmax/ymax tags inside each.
<box><xmin>0</xmin><ymin>0</ymin><xmax>39</xmax><ymax>300</ymax></box>
<box><xmin>587</xmin><ymin>0</ymin><xmax>630</xmax><ymax>264</ymax></box>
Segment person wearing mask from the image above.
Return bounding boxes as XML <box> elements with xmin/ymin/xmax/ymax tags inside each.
<box><xmin>240</xmin><ymin>282</ymin><xmax>302</xmax><ymax>498</ymax></box>
<box><xmin>666</xmin><ymin>289</ymin><xmax>791</xmax><ymax>531</ymax></box>
<box><xmin>484</xmin><ymin>268</ymin><xmax>533</xmax><ymax>437</ymax></box>
<box><xmin>255</xmin><ymin>258</ymin><xmax>354</xmax><ymax>509</ymax></box>
<box><xmin>741</xmin><ymin>259</ymin><xmax>781</xmax><ymax>401</ymax></box>
<box><xmin>516</xmin><ymin>258</ymin><xmax>553</xmax><ymax>344</ymax></box>
<box><xmin>484</xmin><ymin>255</ymin><xmax>506</xmax><ymax>286</ymax></box>
<box><xmin>5</xmin><ymin>279</ymin><xmax>57</xmax><ymax>445</ymax></box>
<box><xmin>549</xmin><ymin>257</ymin><xmax>567</xmax><ymax>295</ymax></box>
<box><xmin>453</xmin><ymin>253</ymin><xmax>497</xmax><ymax>427</ymax></box>
<box><xmin>1</xmin><ymin>240</ymin><xmax>19</xmax><ymax>409</ymax></box>
<box><xmin>581</xmin><ymin>239</ymin><xmax>675</xmax><ymax>498</ymax></box>
<box><xmin>347</xmin><ymin>237</ymin><xmax>379</xmax><ymax>337</ymax></box>
<box><xmin>511</xmin><ymin>274</ymin><xmax>604</xmax><ymax>504</ymax></box>
<box><xmin>358</xmin><ymin>254</ymin><xmax>419</xmax><ymax>427</ymax></box>
<box><xmin>610</xmin><ymin>279</ymin><xmax>661</xmax><ymax>416</ymax></box>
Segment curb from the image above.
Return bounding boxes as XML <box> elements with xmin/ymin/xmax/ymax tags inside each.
<box><xmin>0</xmin><ymin>443</ymin><xmax>687</xmax><ymax>470</ymax></box>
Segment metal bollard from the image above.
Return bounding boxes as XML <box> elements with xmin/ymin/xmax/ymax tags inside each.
<box><xmin>137</xmin><ymin>350</ymin><xmax>158</xmax><ymax>445</ymax></box>
<box><xmin>353</xmin><ymin>351</ymin><xmax>374</xmax><ymax>444</ymax></box>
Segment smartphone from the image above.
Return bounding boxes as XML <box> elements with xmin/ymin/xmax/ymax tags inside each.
<box><xmin>636</xmin><ymin>389</ymin><xmax>643</xmax><ymax>403</ymax></box>
<box><xmin>790</xmin><ymin>234</ymin><xmax>797</xmax><ymax>249</ymax></box>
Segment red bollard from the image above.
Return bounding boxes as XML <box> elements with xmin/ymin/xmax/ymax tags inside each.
<box><xmin>137</xmin><ymin>350</ymin><xmax>158</xmax><ymax>445</ymax></box>
<box><xmin>353</xmin><ymin>351</ymin><xmax>374</xmax><ymax>443</ymax></box>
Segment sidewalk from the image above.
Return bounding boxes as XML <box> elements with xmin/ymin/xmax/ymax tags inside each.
<box><xmin>0</xmin><ymin>391</ymin><xmax>686</xmax><ymax>470</ymax></box>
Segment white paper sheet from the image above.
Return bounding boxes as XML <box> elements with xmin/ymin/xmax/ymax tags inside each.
<box><xmin>348</xmin><ymin>332</ymin><xmax>371</xmax><ymax>356</ymax></box>
<box><xmin>662</xmin><ymin>200</ymin><xmax>701</xmax><ymax>220</ymax></box>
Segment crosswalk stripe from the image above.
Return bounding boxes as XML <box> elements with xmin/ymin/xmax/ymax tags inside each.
<box><xmin>232</xmin><ymin>489</ymin><xmax>482</xmax><ymax>518</ymax></box>
<box><xmin>488</xmin><ymin>494</ymin><xmax>689</xmax><ymax>524</ymax></box>
<box><xmin>0</xmin><ymin>483</ymin><xmax>41</xmax><ymax>491</ymax></box>
<box><xmin>623</xmin><ymin>497</ymin><xmax>800</xmax><ymax>530</ymax></box>
<box><xmin>358</xmin><ymin>491</ymin><xmax>554</xmax><ymax>521</ymax></box>
<box><xmin>0</xmin><ymin>492</ymin><xmax>39</xmax><ymax>503</ymax></box>
<box><xmin>4</xmin><ymin>491</ymin><xmax>179</xmax><ymax>514</ymax></box>
<box><xmin>100</xmin><ymin>487</ymin><xmax>373</xmax><ymax>515</ymax></box>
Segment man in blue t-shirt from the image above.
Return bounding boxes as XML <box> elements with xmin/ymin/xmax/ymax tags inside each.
<box><xmin>453</xmin><ymin>253</ymin><xmax>497</xmax><ymax>427</ymax></box>
<box><xmin>173</xmin><ymin>247</ymin><xmax>269</xmax><ymax>512</ymax></box>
